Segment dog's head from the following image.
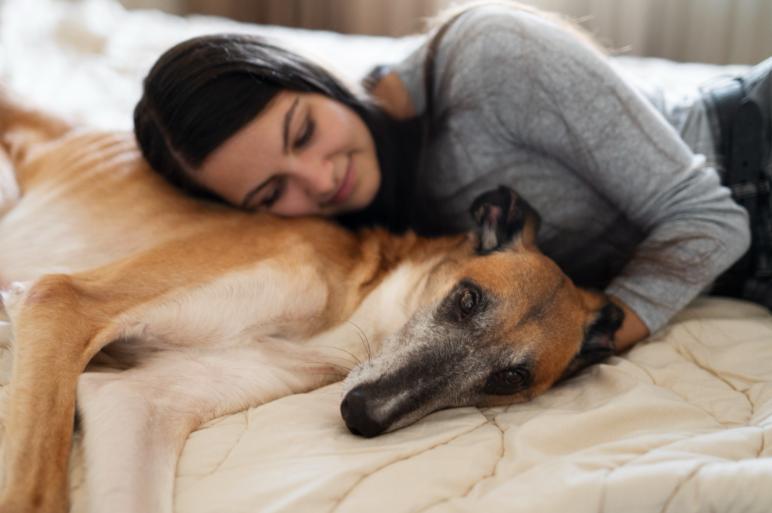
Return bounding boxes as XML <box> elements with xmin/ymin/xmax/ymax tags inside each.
<box><xmin>341</xmin><ymin>186</ymin><xmax>623</xmax><ymax>437</ymax></box>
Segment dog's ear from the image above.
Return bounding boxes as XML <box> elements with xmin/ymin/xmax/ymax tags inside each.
<box><xmin>469</xmin><ymin>185</ymin><xmax>540</xmax><ymax>254</ymax></box>
<box><xmin>561</xmin><ymin>301</ymin><xmax>624</xmax><ymax>380</ymax></box>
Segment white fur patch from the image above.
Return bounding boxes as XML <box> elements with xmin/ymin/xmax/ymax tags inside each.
<box><xmin>304</xmin><ymin>256</ymin><xmax>445</xmax><ymax>368</ymax></box>
<box><xmin>114</xmin><ymin>261</ymin><xmax>329</xmax><ymax>351</ymax></box>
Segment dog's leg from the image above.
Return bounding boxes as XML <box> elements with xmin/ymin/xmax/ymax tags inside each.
<box><xmin>77</xmin><ymin>343</ymin><xmax>352</xmax><ymax>513</ymax></box>
<box><xmin>0</xmin><ymin>86</ymin><xmax>73</xmax><ymax>216</ymax></box>
<box><xmin>0</xmin><ymin>275</ymin><xmax>129</xmax><ymax>513</ymax></box>
<box><xmin>0</xmin><ymin>263</ymin><xmax>236</xmax><ymax>511</ymax></box>
<box><xmin>0</xmin><ymin>85</ymin><xmax>72</xmax><ymax>149</ymax></box>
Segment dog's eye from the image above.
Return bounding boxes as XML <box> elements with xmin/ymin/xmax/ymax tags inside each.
<box><xmin>483</xmin><ymin>365</ymin><xmax>532</xmax><ymax>395</ymax></box>
<box><xmin>456</xmin><ymin>285</ymin><xmax>480</xmax><ymax>317</ymax></box>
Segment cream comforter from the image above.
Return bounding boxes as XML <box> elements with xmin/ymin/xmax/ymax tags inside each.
<box><xmin>1</xmin><ymin>1</ymin><xmax>770</xmax><ymax>512</ymax></box>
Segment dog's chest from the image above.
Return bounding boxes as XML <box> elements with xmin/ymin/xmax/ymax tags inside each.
<box><xmin>112</xmin><ymin>261</ymin><xmax>331</xmax><ymax>352</ymax></box>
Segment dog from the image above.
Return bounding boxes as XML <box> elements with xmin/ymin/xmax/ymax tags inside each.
<box><xmin>0</xmin><ymin>89</ymin><xmax>622</xmax><ymax>513</ymax></box>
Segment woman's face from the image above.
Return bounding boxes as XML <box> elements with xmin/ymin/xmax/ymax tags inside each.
<box><xmin>195</xmin><ymin>91</ymin><xmax>381</xmax><ymax>216</ymax></box>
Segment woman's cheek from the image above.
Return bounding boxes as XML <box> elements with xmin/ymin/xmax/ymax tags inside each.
<box><xmin>273</xmin><ymin>186</ymin><xmax>312</xmax><ymax>217</ymax></box>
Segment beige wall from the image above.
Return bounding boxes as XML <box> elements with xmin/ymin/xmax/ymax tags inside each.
<box><xmin>125</xmin><ymin>0</ymin><xmax>772</xmax><ymax>64</ymax></box>
<box><xmin>183</xmin><ymin>0</ymin><xmax>446</xmax><ymax>36</ymax></box>
<box><xmin>521</xmin><ymin>0</ymin><xmax>772</xmax><ymax>65</ymax></box>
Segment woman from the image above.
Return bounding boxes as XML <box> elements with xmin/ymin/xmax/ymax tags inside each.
<box><xmin>133</xmin><ymin>3</ymin><xmax>770</xmax><ymax>353</ymax></box>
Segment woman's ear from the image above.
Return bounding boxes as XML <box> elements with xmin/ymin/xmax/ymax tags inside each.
<box><xmin>469</xmin><ymin>185</ymin><xmax>540</xmax><ymax>254</ymax></box>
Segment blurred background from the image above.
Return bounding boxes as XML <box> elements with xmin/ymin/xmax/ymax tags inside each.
<box><xmin>120</xmin><ymin>0</ymin><xmax>771</xmax><ymax>65</ymax></box>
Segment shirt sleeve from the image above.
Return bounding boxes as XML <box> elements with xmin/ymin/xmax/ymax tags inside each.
<box><xmin>393</xmin><ymin>5</ymin><xmax>750</xmax><ymax>333</ymax></box>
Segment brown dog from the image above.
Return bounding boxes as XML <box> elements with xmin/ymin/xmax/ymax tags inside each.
<box><xmin>0</xmin><ymin>90</ymin><xmax>621</xmax><ymax>513</ymax></box>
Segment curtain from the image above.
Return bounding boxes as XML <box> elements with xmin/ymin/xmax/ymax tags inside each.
<box><xmin>184</xmin><ymin>0</ymin><xmax>446</xmax><ymax>36</ymax></box>
<box><xmin>524</xmin><ymin>0</ymin><xmax>772</xmax><ymax>64</ymax></box>
<box><xmin>181</xmin><ymin>0</ymin><xmax>772</xmax><ymax>64</ymax></box>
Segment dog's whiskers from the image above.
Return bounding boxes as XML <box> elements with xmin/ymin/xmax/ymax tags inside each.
<box><xmin>312</xmin><ymin>345</ymin><xmax>361</xmax><ymax>369</ymax></box>
<box><xmin>347</xmin><ymin>321</ymin><xmax>373</xmax><ymax>363</ymax></box>
<box><xmin>317</xmin><ymin>360</ymin><xmax>355</xmax><ymax>374</ymax></box>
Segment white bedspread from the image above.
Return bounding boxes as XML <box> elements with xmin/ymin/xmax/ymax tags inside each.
<box><xmin>172</xmin><ymin>298</ymin><xmax>772</xmax><ymax>513</ymax></box>
<box><xmin>1</xmin><ymin>1</ymin><xmax>770</xmax><ymax>512</ymax></box>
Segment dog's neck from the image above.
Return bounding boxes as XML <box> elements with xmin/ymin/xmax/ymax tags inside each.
<box><xmin>352</xmin><ymin>228</ymin><xmax>469</xmax><ymax>295</ymax></box>
<box><xmin>297</xmin><ymin>226</ymin><xmax>470</xmax><ymax>339</ymax></box>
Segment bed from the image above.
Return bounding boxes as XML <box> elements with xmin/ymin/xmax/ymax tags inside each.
<box><xmin>1</xmin><ymin>1</ymin><xmax>771</xmax><ymax>512</ymax></box>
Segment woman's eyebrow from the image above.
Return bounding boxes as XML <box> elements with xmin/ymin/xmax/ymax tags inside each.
<box><xmin>282</xmin><ymin>96</ymin><xmax>300</xmax><ymax>154</ymax></box>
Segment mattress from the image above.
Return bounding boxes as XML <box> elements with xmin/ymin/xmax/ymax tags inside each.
<box><xmin>1</xmin><ymin>1</ymin><xmax>770</xmax><ymax>512</ymax></box>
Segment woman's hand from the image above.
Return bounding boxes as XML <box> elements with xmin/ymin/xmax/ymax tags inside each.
<box><xmin>608</xmin><ymin>295</ymin><xmax>650</xmax><ymax>352</ymax></box>
<box><xmin>370</xmin><ymin>71</ymin><xmax>415</xmax><ymax>120</ymax></box>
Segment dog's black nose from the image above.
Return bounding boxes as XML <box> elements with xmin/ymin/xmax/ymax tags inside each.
<box><xmin>340</xmin><ymin>386</ymin><xmax>384</xmax><ymax>438</ymax></box>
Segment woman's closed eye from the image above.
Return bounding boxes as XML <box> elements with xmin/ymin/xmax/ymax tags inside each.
<box><xmin>246</xmin><ymin>115</ymin><xmax>314</xmax><ymax>210</ymax></box>
<box><xmin>294</xmin><ymin>116</ymin><xmax>315</xmax><ymax>149</ymax></box>
<box><xmin>256</xmin><ymin>176</ymin><xmax>287</xmax><ymax>209</ymax></box>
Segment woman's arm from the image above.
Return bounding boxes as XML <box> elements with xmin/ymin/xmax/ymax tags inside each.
<box><xmin>389</xmin><ymin>5</ymin><xmax>750</xmax><ymax>339</ymax></box>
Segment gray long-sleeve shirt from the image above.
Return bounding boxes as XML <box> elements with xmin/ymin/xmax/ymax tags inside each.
<box><xmin>391</xmin><ymin>6</ymin><xmax>750</xmax><ymax>333</ymax></box>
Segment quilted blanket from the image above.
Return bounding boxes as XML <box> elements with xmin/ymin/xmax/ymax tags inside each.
<box><xmin>165</xmin><ymin>298</ymin><xmax>772</xmax><ymax>513</ymax></box>
<box><xmin>1</xmin><ymin>1</ymin><xmax>770</xmax><ymax>512</ymax></box>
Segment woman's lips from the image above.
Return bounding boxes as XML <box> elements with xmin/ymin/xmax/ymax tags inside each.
<box><xmin>329</xmin><ymin>157</ymin><xmax>355</xmax><ymax>205</ymax></box>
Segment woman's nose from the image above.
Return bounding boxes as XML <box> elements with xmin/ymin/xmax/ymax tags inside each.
<box><xmin>295</xmin><ymin>157</ymin><xmax>337</xmax><ymax>200</ymax></box>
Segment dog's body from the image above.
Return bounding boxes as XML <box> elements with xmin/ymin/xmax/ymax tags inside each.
<box><xmin>0</xmin><ymin>92</ymin><xmax>621</xmax><ymax>513</ymax></box>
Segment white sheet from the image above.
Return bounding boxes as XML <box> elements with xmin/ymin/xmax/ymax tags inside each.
<box><xmin>1</xmin><ymin>1</ymin><xmax>770</xmax><ymax>512</ymax></box>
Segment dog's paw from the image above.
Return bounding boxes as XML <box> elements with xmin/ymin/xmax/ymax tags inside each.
<box><xmin>0</xmin><ymin>152</ymin><xmax>21</xmax><ymax>216</ymax></box>
<box><xmin>0</xmin><ymin>281</ymin><xmax>28</xmax><ymax>323</ymax></box>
